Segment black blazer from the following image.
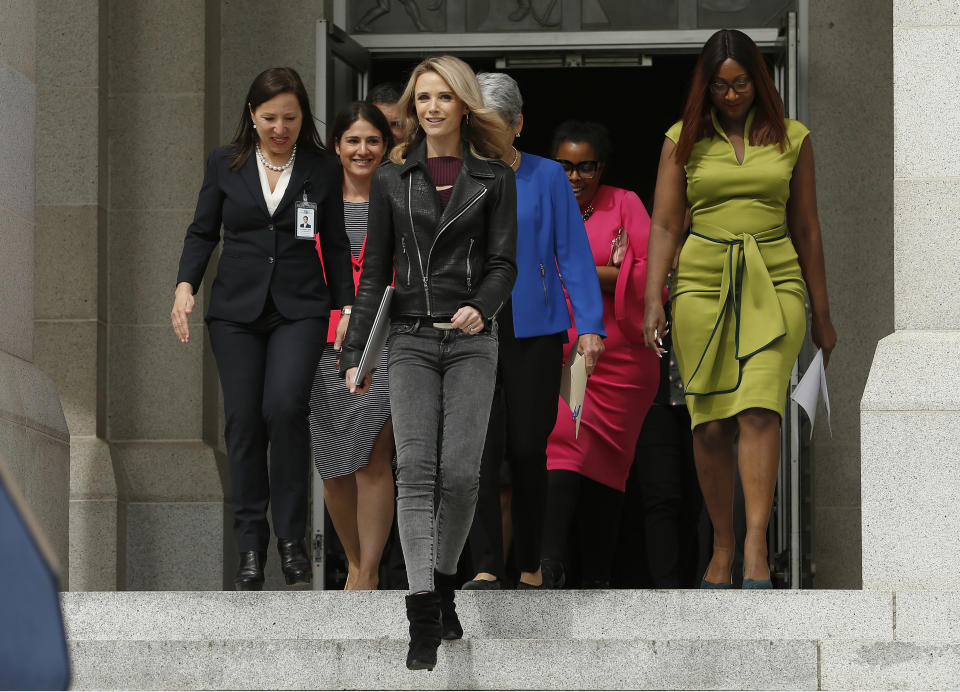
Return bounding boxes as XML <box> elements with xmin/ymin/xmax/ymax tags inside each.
<box><xmin>176</xmin><ymin>145</ymin><xmax>354</xmax><ymax>323</ymax></box>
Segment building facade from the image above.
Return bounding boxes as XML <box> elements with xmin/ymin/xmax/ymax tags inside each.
<box><xmin>9</xmin><ymin>0</ymin><xmax>890</xmax><ymax>593</ymax></box>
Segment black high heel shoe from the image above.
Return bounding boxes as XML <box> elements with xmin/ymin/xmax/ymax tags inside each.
<box><xmin>405</xmin><ymin>591</ymin><xmax>442</xmax><ymax>670</ymax></box>
<box><xmin>277</xmin><ymin>538</ymin><xmax>312</xmax><ymax>586</ymax></box>
<box><xmin>234</xmin><ymin>551</ymin><xmax>266</xmax><ymax>591</ymax></box>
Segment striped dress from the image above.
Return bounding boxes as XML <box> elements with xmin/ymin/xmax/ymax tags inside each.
<box><xmin>308</xmin><ymin>200</ymin><xmax>392</xmax><ymax>479</ymax></box>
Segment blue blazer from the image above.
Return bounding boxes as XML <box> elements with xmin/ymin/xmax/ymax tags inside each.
<box><xmin>511</xmin><ymin>153</ymin><xmax>605</xmax><ymax>339</ymax></box>
<box><xmin>176</xmin><ymin>145</ymin><xmax>354</xmax><ymax>323</ymax></box>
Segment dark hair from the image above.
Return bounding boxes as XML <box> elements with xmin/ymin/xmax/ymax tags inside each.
<box><xmin>550</xmin><ymin>120</ymin><xmax>612</xmax><ymax>163</ymax></box>
<box><xmin>228</xmin><ymin>67</ymin><xmax>327</xmax><ymax>169</ymax></box>
<box><xmin>326</xmin><ymin>100</ymin><xmax>395</xmax><ymax>153</ymax></box>
<box><xmin>675</xmin><ymin>29</ymin><xmax>786</xmax><ymax>165</ymax></box>
<box><xmin>366</xmin><ymin>82</ymin><xmax>402</xmax><ymax>105</ymax></box>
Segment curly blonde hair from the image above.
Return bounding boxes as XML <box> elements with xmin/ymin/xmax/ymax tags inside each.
<box><xmin>389</xmin><ymin>55</ymin><xmax>511</xmax><ymax>164</ymax></box>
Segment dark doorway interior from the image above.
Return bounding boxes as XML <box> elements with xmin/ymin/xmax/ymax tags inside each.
<box><xmin>369</xmin><ymin>55</ymin><xmax>699</xmax><ymax>209</ymax></box>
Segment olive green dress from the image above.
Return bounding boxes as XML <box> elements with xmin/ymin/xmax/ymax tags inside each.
<box><xmin>666</xmin><ymin>109</ymin><xmax>809</xmax><ymax>429</ymax></box>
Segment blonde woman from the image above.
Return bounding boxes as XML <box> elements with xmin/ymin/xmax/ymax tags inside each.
<box><xmin>341</xmin><ymin>56</ymin><xmax>517</xmax><ymax>671</ymax></box>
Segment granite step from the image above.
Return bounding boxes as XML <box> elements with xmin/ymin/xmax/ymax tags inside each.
<box><xmin>60</xmin><ymin>589</ymin><xmax>921</xmax><ymax>690</ymax></box>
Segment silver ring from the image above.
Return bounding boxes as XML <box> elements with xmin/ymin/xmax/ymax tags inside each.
<box><xmin>468</xmin><ymin>325</ymin><xmax>475</xmax><ymax>332</ymax></box>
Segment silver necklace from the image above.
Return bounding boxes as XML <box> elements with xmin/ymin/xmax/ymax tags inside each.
<box><xmin>510</xmin><ymin>147</ymin><xmax>520</xmax><ymax>169</ymax></box>
<box><xmin>256</xmin><ymin>143</ymin><xmax>297</xmax><ymax>172</ymax></box>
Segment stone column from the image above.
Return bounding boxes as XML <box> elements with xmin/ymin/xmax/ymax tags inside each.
<box><xmin>861</xmin><ymin>0</ymin><xmax>960</xmax><ymax>590</ymax></box>
<box><xmin>807</xmin><ymin>0</ymin><xmax>894</xmax><ymax>588</ymax></box>
<box><xmin>34</xmin><ymin>0</ymin><xmax>119</xmax><ymax>591</ymax></box>
<box><xmin>0</xmin><ymin>0</ymin><xmax>71</xmax><ymax>584</ymax></box>
<box><xmin>103</xmin><ymin>0</ymin><xmax>227</xmax><ymax>590</ymax></box>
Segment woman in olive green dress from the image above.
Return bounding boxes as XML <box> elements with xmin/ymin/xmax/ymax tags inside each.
<box><xmin>643</xmin><ymin>29</ymin><xmax>837</xmax><ymax>589</ymax></box>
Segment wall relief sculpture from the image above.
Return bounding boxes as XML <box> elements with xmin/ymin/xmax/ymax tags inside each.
<box><xmin>354</xmin><ymin>0</ymin><xmax>445</xmax><ymax>32</ymax></box>
<box><xmin>348</xmin><ymin>0</ymin><xmax>793</xmax><ymax>34</ymax></box>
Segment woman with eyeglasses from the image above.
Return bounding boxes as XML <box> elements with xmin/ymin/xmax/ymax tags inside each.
<box><xmin>644</xmin><ymin>30</ymin><xmax>836</xmax><ymax>589</ymax></box>
<box><xmin>538</xmin><ymin>119</ymin><xmax>663</xmax><ymax>589</ymax></box>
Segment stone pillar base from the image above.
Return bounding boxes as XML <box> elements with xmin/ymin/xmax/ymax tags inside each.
<box><xmin>861</xmin><ymin>330</ymin><xmax>960</xmax><ymax>591</ymax></box>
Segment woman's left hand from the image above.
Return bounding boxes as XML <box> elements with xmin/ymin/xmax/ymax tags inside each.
<box><xmin>812</xmin><ymin>312</ymin><xmax>838</xmax><ymax>368</ymax></box>
<box><xmin>452</xmin><ymin>306</ymin><xmax>484</xmax><ymax>335</ymax></box>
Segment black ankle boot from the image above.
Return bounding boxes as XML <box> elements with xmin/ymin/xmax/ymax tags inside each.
<box><xmin>277</xmin><ymin>538</ymin><xmax>312</xmax><ymax>586</ymax></box>
<box><xmin>434</xmin><ymin>570</ymin><xmax>463</xmax><ymax>640</ymax></box>
<box><xmin>405</xmin><ymin>591</ymin><xmax>442</xmax><ymax>671</ymax></box>
<box><xmin>234</xmin><ymin>551</ymin><xmax>266</xmax><ymax>591</ymax></box>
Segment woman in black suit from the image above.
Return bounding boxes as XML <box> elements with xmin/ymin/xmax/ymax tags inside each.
<box><xmin>171</xmin><ymin>67</ymin><xmax>354</xmax><ymax>591</ymax></box>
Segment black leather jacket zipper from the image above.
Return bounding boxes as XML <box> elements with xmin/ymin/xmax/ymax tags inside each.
<box><xmin>401</xmin><ymin>237</ymin><xmax>411</xmax><ymax>287</ymax></box>
<box><xmin>466</xmin><ymin>238</ymin><xmax>475</xmax><ymax>291</ymax></box>
<box><xmin>425</xmin><ymin>188</ymin><xmax>486</xmax><ymax>313</ymax></box>
<box><xmin>411</xmin><ymin>179</ymin><xmax>487</xmax><ymax>316</ymax></box>
<box><xmin>406</xmin><ymin>177</ymin><xmax>429</xmax><ymax>313</ymax></box>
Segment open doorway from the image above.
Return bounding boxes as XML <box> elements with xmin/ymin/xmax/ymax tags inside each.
<box><xmin>314</xmin><ymin>24</ymin><xmax>812</xmax><ymax>589</ymax></box>
<box><xmin>368</xmin><ymin>55</ymin><xmax>699</xmax><ymax>208</ymax></box>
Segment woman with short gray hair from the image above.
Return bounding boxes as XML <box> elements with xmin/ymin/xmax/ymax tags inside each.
<box><xmin>461</xmin><ymin>72</ymin><xmax>605</xmax><ymax>590</ymax></box>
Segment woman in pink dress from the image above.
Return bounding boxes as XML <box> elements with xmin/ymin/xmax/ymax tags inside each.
<box><xmin>541</xmin><ymin>120</ymin><xmax>662</xmax><ymax>588</ymax></box>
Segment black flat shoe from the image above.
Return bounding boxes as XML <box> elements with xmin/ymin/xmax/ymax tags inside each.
<box><xmin>461</xmin><ymin>577</ymin><xmax>501</xmax><ymax>590</ymax></box>
<box><xmin>234</xmin><ymin>550</ymin><xmax>266</xmax><ymax>591</ymax></box>
<box><xmin>277</xmin><ymin>538</ymin><xmax>312</xmax><ymax>586</ymax></box>
<box><xmin>405</xmin><ymin>591</ymin><xmax>442</xmax><ymax>671</ymax></box>
<box><xmin>516</xmin><ymin>581</ymin><xmax>544</xmax><ymax>590</ymax></box>
<box><xmin>435</xmin><ymin>570</ymin><xmax>463</xmax><ymax>640</ymax></box>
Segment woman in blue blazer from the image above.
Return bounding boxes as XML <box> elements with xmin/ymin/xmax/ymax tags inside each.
<box><xmin>171</xmin><ymin>68</ymin><xmax>354</xmax><ymax>590</ymax></box>
<box><xmin>462</xmin><ymin>72</ymin><xmax>605</xmax><ymax>590</ymax></box>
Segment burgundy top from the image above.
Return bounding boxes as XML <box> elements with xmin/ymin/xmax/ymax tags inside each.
<box><xmin>427</xmin><ymin>156</ymin><xmax>462</xmax><ymax>210</ymax></box>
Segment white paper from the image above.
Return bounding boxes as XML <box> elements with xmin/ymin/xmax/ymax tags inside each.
<box><xmin>790</xmin><ymin>348</ymin><xmax>832</xmax><ymax>439</ymax></box>
<box><xmin>559</xmin><ymin>350</ymin><xmax>587</xmax><ymax>439</ymax></box>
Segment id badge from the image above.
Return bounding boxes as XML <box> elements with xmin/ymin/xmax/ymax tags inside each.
<box><xmin>295</xmin><ymin>201</ymin><xmax>317</xmax><ymax>240</ymax></box>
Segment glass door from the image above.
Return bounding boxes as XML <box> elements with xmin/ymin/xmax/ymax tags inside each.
<box><xmin>316</xmin><ymin>20</ymin><xmax>372</xmax><ymax>140</ymax></box>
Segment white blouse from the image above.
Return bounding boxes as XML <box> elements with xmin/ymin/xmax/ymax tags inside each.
<box><xmin>256</xmin><ymin>157</ymin><xmax>292</xmax><ymax>217</ymax></box>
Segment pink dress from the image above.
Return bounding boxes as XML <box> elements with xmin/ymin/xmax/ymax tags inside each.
<box><xmin>545</xmin><ymin>185</ymin><xmax>661</xmax><ymax>492</ymax></box>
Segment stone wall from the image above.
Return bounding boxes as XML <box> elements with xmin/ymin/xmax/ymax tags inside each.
<box><xmin>1</xmin><ymin>0</ymin><xmax>70</xmax><ymax>585</ymax></box>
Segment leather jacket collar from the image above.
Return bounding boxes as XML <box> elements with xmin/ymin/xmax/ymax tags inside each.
<box><xmin>398</xmin><ymin>139</ymin><xmax>497</xmax><ymax>180</ymax></box>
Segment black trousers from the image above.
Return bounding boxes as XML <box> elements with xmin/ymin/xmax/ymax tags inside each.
<box><xmin>542</xmin><ymin>469</ymin><xmax>625</xmax><ymax>588</ymax></box>
<box><xmin>207</xmin><ymin>298</ymin><xmax>328</xmax><ymax>552</ymax></box>
<box><xmin>625</xmin><ymin>403</ymin><xmax>703</xmax><ymax>588</ymax></box>
<box><xmin>467</xmin><ymin>307</ymin><xmax>563</xmax><ymax>577</ymax></box>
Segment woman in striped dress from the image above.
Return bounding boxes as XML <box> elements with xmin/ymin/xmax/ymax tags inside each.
<box><xmin>309</xmin><ymin>101</ymin><xmax>395</xmax><ymax>590</ymax></box>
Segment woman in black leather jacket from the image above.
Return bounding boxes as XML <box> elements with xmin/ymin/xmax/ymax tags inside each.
<box><xmin>341</xmin><ymin>55</ymin><xmax>517</xmax><ymax>671</ymax></box>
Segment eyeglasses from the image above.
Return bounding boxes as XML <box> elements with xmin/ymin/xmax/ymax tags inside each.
<box><xmin>709</xmin><ymin>78</ymin><xmax>752</xmax><ymax>95</ymax></box>
<box><xmin>556</xmin><ymin>159</ymin><xmax>600</xmax><ymax>180</ymax></box>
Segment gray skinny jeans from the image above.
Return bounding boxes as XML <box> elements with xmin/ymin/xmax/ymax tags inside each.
<box><xmin>387</xmin><ymin>319</ymin><xmax>499</xmax><ymax>594</ymax></box>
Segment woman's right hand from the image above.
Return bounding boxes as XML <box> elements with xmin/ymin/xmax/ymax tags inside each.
<box><xmin>344</xmin><ymin>366</ymin><xmax>372</xmax><ymax>394</ymax></box>
<box><xmin>171</xmin><ymin>282</ymin><xmax>195</xmax><ymax>343</ymax></box>
<box><xmin>642</xmin><ymin>300</ymin><xmax>667</xmax><ymax>358</ymax></box>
